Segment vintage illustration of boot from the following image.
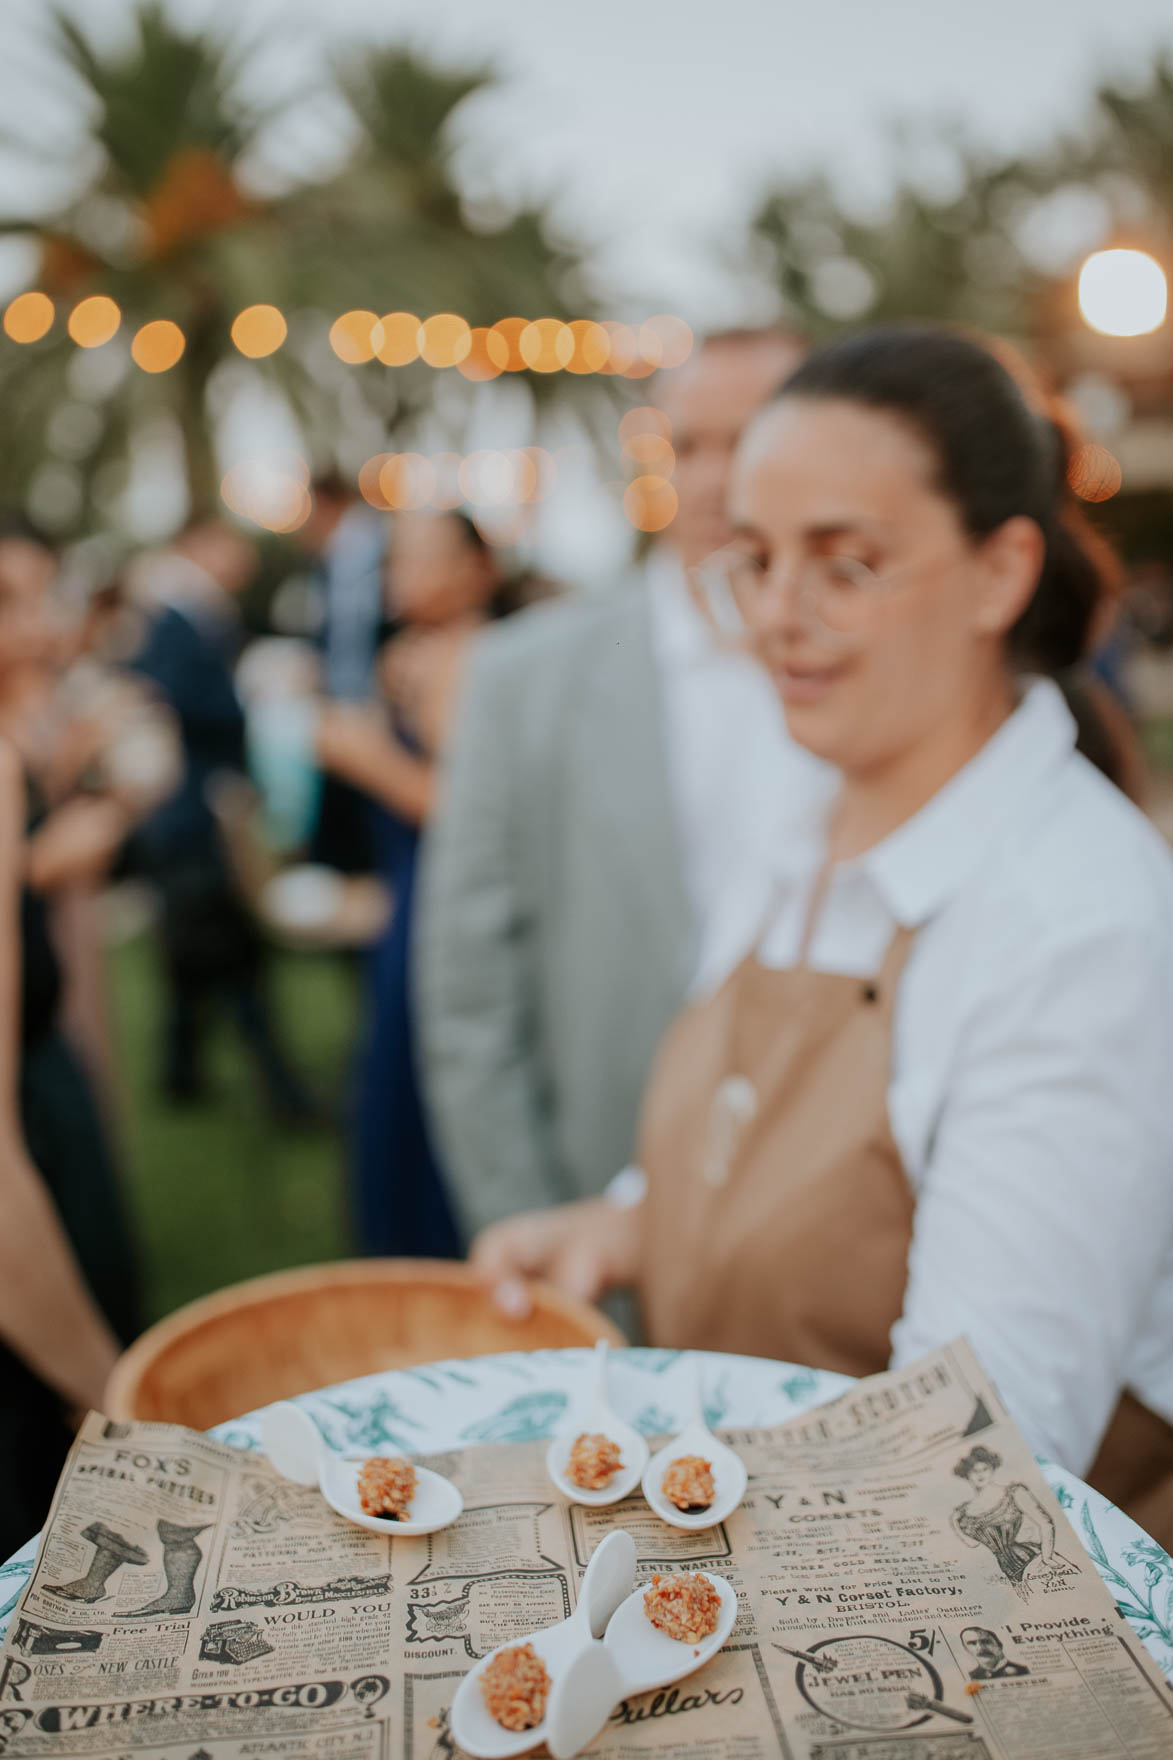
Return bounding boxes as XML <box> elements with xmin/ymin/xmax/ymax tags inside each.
<box><xmin>47</xmin><ymin>1523</ymin><xmax>148</xmax><ymax>1602</ymax></box>
<box><xmin>124</xmin><ymin>1521</ymin><xmax>210</xmax><ymax>1616</ymax></box>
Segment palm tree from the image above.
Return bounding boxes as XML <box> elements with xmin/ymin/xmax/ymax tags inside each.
<box><xmin>0</xmin><ymin>5</ymin><xmax>603</xmax><ymax>531</ymax></box>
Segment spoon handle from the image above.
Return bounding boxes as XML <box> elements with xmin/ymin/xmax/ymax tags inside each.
<box><xmin>690</xmin><ymin>1353</ymin><xmax>707</xmax><ymax>1427</ymax></box>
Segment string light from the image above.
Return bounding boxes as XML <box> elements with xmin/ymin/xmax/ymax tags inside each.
<box><xmin>618</xmin><ymin>406</ymin><xmax>672</xmax><ymax>448</ymax></box>
<box><xmin>329</xmin><ymin>309</ymin><xmax>379</xmax><ymax>364</ymax></box>
<box><xmin>48</xmin><ymin>298</ymin><xmax>692</xmax><ymax>376</ymax></box>
<box><xmin>419</xmin><ymin>313</ymin><xmax>472</xmax><ymax>369</ymax></box>
<box><xmin>68</xmin><ymin>296</ymin><xmax>121</xmax><ymax>348</ymax></box>
<box><xmin>458</xmin><ymin>327</ymin><xmax>509</xmax><ymax>381</ymax></box>
<box><xmin>373</xmin><ymin>312</ymin><xmax>420</xmax><ymax>367</ymax></box>
<box><xmin>231</xmin><ymin>305</ymin><xmax>286</xmax><ymax>358</ymax></box>
<box><xmin>488</xmin><ymin>318</ymin><xmax>529</xmax><ymax>372</ymax></box>
<box><xmin>625</xmin><ymin>433</ymin><xmax>675</xmax><ymax>472</ymax></box>
<box><xmin>519</xmin><ymin>319</ymin><xmax>574</xmax><ymax>373</ymax></box>
<box><xmin>378</xmin><ymin>453</ymin><xmax>436</xmax><ymax>511</ymax></box>
<box><xmin>641</xmin><ymin>314</ymin><xmax>693</xmax><ymax>369</ymax></box>
<box><xmin>131</xmin><ymin>319</ymin><xmax>186</xmax><ymax>373</ymax></box>
<box><xmin>358</xmin><ymin>452</ymin><xmax>394</xmax><ymax>510</ymax></box>
<box><xmin>598</xmin><ymin>321</ymin><xmax>638</xmax><ymax>376</ymax></box>
<box><xmin>3</xmin><ymin>291</ymin><xmax>54</xmax><ymax>343</ymax></box>
<box><xmin>624</xmin><ymin>474</ymin><xmax>678</xmax><ymax>532</ymax></box>
<box><xmin>221</xmin><ymin>453</ymin><xmax>310</xmax><ymax>532</ymax></box>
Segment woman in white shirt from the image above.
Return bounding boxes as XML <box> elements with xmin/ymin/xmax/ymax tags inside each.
<box><xmin>472</xmin><ymin>323</ymin><xmax>1173</xmax><ymax>1544</ymax></box>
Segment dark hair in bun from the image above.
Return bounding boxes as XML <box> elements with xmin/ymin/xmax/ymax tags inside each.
<box><xmin>774</xmin><ymin>324</ymin><xmax>1120</xmax><ymax>674</ymax></box>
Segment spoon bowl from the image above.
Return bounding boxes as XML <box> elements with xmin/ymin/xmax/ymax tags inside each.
<box><xmin>641</xmin><ymin>1357</ymin><xmax>747</xmax><ymax>1531</ymax></box>
<box><xmin>546</xmin><ymin>1342</ymin><xmax>649</xmax><ymax>1507</ymax></box>
<box><xmin>262</xmin><ymin>1401</ymin><xmax>462</xmax><ymax>1538</ymax></box>
<box><xmin>450</xmin><ymin>1530</ymin><xmax>636</xmax><ymax>1760</ymax></box>
<box><xmin>605</xmin><ymin>1572</ymin><xmax>737</xmax><ymax>1697</ymax></box>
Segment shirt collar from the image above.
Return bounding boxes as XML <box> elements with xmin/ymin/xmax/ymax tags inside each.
<box><xmin>855</xmin><ymin>676</ymin><xmax>1078</xmax><ymax>928</ymax></box>
<box><xmin>646</xmin><ymin>545</ymin><xmax>719</xmax><ymax>666</ymax></box>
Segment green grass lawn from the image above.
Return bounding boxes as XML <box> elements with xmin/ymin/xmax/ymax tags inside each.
<box><xmin>109</xmin><ymin>934</ymin><xmax>355</xmax><ymax>1322</ymax></box>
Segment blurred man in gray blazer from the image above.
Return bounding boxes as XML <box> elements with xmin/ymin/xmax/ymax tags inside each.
<box><xmin>416</xmin><ymin>329</ymin><xmax>826</xmax><ymax>1250</ymax></box>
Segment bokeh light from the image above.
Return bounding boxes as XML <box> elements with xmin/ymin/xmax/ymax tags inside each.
<box><xmin>131</xmin><ymin>319</ymin><xmax>186</xmax><ymax>374</ymax></box>
<box><xmin>565</xmin><ymin>319</ymin><xmax>611</xmax><ymax>374</ymax></box>
<box><xmin>458</xmin><ymin>326</ymin><xmax>509</xmax><ymax>381</ymax></box>
<box><xmin>4</xmin><ymin>291</ymin><xmax>54</xmax><ymax>343</ymax></box>
<box><xmin>489</xmin><ymin>317</ymin><xmax>529</xmax><ymax>371</ymax></box>
<box><xmin>520</xmin><ymin>318</ymin><xmax>574</xmax><ymax>373</ymax></box>
<box><xmin>68</xmin><ymin>295</ymin><xmax>121</xmax><ymax>348</ymax></box>
<box><xmin>221</xmin><ymin>454</ymin><xmax>310</xmax><ymax>532</ymax></box>
<box><xmin>358</xmin><ymin>453</ymin><xmax>394</xmax><ymax>510</ymax></box>
<box><xmin>329</xmin><ymin>309</ymin><xmax>379</xmax><ymax>364</ymax></box>
<box><xmin>598</xmin><ymin>321</ymin><xmax>638</xmax><ymax>376</ymax></box>
<box><xmin>230</xmin><ymin>304</ymin><xmax>287</xmax><ymax>358</ymax></box>
<box><xmin>373</xmin><ymin>312</ymin><xmax>421</xmax><ymax>367</ymax></box>
<box><xmin>624</xmin><ymin>432</ymin><xmax>675</xmax><ymax>473</ymax></box>
<box><xmin>1078</xmin><ymin>250</ymin><xmax>1168</xmax><ymax>337</ymax></box>
<box><xmin>618</xmin><ymin>406</ymin><xmax>672</xmax><ymax>448</ymax></box>
<box><xmin>378</xmin><ymin>453</ymin><xmax>437</xmax><ymax>510</ymax></box>
<box><xmin>1067</xmin><ymin>442</ymin><xmax>1123</xmax><ymax>502</ymax></box>
<box><xmin>419</xmin><ymin>313</ymin><xmax>472</xmax><ymax>368</ymax></box>
<box><xmin>430</xmin><ymin>453</ymin><xmax>465</xmax><ymax>510</ymax></box>
<box><xmin>641</xmin><ymin>314</ymin><xmax>693</xmax><ymax>369</ymax></box>
<box><xmin>513</xmin><ymin>446</ymin><xmax>556</xmax><ymax>502</ymax></box>
<box><xmin>459</xmin><ymin>450</ymin><xmax>516</xmax><ymax>506</ymax></box>
<box><xmin>623</xmin><ymin>474</ymin><xmax>678</xmax><ymax>532</ymax></box>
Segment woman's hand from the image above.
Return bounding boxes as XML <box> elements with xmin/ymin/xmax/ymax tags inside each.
<box><xmin>315</xmin><ymin>704</ymin><xmax>389</xmax><ymax>787</ymax></box>
<box><xmin>471</xmin><ymin>1198</ymin><xmax>642</xmax><ymax>1319</ymax></box>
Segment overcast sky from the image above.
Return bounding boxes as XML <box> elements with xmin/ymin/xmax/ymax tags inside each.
<box><xmin>5</xmin><ymin>0</ymin><xmax>1173</xmax><ymax>322</ymax></box>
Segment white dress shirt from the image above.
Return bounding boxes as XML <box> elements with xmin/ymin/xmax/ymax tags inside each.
<box><xmin>691</xmin><ymin>678</ymin><xmax>1173</xmax><ymax>1478</ymax></box>
<box><xmin>646</xmin><ymin>547</ymin><xmax>832</xmax><ymax>943</ymax></box>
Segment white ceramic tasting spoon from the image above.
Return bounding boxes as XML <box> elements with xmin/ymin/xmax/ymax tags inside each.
<box><xmin>641</xmin><ymin>1356</ymin><xmax>748</xmax><ymax>1531</ymax></box>
<box><xmin>601</xmin><ymin>1571</ymin><xmax>738</xmax><ymax>1698</ymax></box>
<box><xmin>449</xmin><ymin>1529</ymin><xmax>637</xmax><ymax>1760</ymax></box>
<box><xmin>546</xmin><ymin>1340</ymin><xmax>649</xmax><ymax>1507</ymax></box>
<box><xmin>261</xmin><ymin>1401</ymin><xmax>462</xmax><ymax>1538</ymax></box>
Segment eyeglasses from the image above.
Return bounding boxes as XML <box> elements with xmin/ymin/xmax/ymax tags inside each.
<box><xmin>693</xmin><ymin>545</ymin><xmax>898</xmax><ymax>643</ymax></box>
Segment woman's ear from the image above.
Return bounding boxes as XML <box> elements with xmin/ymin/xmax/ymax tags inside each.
<box><xmin>971</xmin><ymin>516</ymin><xmax>1045</xmax><ymax>637</ymax></box>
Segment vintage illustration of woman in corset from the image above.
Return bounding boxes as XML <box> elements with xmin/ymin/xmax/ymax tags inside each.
<box><xmin>950</xmin><ymin>1446</ymin><xmax>1068</xmax><ymax>1600</ymax></box>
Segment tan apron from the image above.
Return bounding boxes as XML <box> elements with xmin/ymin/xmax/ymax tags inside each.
<box><xmin>636</xmin><ymin>926</ymin><xmax>1173</xmax><ymax>1549</ymax></box>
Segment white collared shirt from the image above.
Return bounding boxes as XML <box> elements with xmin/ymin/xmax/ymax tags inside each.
<box><xmin>646</xmin><ymin>547</ymin><xmax>832</xmax><ymax>945</ymax></box>
<box><xmin>692</xmin><ymin>678</ymin><xmax>1173</xmax><ymax>1477</ymax></box>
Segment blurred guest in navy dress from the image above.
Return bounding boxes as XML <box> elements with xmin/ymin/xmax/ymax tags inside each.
<box><xmin>128</xmin><ymin>521</ymin><xmax>315</xmax><ymax>1119</ymax></box>
<box><xmin>316</xmin><ymin>512</ymin><xmax>510</xmax><ymax>1258</ymax></box>
<box><xmin>297</xmin><ymin>476</ymin><xmax>389</xmax><ymax>877</ymax></box>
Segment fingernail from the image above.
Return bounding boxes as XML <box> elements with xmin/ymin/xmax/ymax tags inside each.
<box><xmin>496</xmin><ymin>1279</ymin><xmax>530</xmax><ymax>1320</ymax></box>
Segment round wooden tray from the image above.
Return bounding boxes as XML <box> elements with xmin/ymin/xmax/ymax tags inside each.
<box><xmin>105</xmin><ymin>1259</ymin><xmax>625</xmax><ymax>1430</ymax></box>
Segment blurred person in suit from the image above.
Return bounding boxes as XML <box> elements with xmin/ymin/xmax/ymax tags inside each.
<box><xmin>316</xmin><ymin>510</ymin><xmax>510</xmax><ymax>1257</ymax></box>
<box><xmin>416</xmin><ymin>330</ymin><xmax>829</xmax><ymax>1244</ymax></box>
<box><xmin>127</xmin><ymin>520</ymin><xmax>315</xmax><ymax>1119</ymax></box>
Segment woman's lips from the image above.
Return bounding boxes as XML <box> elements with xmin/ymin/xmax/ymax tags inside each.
<box><xmin>772</xmin><ymin>661</ymin><xmax>845</xmax><ymax>705</ymax></box>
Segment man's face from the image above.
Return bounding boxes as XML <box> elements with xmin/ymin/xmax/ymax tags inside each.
<box><xmin>962</xmin><ymin>1630</ymin><xmax>1003</xmax><ymax>1671</ymax></box>
<box><xmin>658</xmin><ymin>337</ymin><xmax>804</xmax><ymax>570</ymax></box>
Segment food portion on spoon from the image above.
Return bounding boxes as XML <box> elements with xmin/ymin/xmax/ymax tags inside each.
<box><xmin>546</xmin><ymin>1341</ymin><xmax>649</xmax><ymax>1507</ymax></box>
<box><xmin>660</xmin><ymin>1454</ymin><xmax>716</xmax><ymax>1515</ymax></box>
<box><xmin>357</xmin><ymin>1456</ymin><xmax>417</xmax><ymax>1522</ymax></box>
<box><xmin>261</xmin><ymin>1402</ymin><xmax>462</xmax><ymax>1538</ymax></box>
<box><xmin>641</xmin><ymin>1358</ymin><xmax>748</xmax><ymax>1531</ymax></box>
<box><xmin>480</xmin><ymin>1642</ymin><xmax>552</xmax><ymax>1733</ymax></box>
